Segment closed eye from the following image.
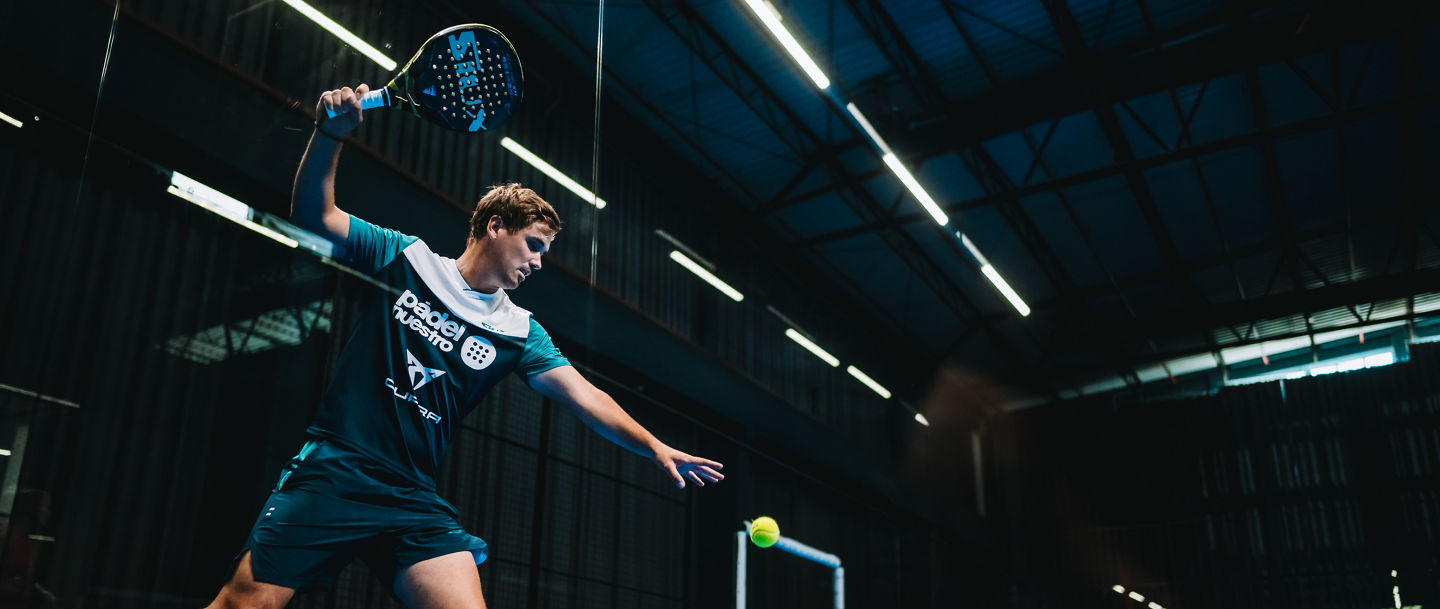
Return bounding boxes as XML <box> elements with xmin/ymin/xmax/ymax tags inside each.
<box><xmin>527</xmin><ymin>238</ymin><xmax>548</xmax><ymax>254</ymax></box>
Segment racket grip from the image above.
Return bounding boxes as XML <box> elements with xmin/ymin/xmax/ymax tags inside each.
<box><xmin>324</xmin><ymin>88</ymin><xmax>391</xmax><ymax>119</ymax></box>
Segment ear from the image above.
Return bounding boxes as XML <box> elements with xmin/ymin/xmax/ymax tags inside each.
<box><xmin>486</xmin><ymin>215</ymin><xmax>506</xmax><ymax>238</ymax></box>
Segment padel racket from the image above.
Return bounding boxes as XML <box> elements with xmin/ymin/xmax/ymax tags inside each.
<box><xmin>326</xmin><ymin>23</ymin><xmax>523</xmax><ymax>133</ymax></box>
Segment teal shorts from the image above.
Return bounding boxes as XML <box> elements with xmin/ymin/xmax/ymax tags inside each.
<box><xmin>240</xmin><ymin>438</ymin><xmax>488</xmax><ymax>590</ymax></box>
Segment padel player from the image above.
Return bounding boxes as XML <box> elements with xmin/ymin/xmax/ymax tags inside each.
<box><xmin>204</xmin><ymin>85</ymin><xmax>725</xmax><ymax>609</ymax></box>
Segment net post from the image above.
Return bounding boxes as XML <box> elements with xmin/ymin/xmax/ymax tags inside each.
<box><xmin>736</xmin><ymin>529</ymin><xmax>748</xmax><ymax>609</ymax></box>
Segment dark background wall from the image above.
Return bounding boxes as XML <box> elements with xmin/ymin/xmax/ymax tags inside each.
<box><xmin>991</xmin><ymin>345</ymin><xmax>1440</xmax><ymax>609</ymax></box>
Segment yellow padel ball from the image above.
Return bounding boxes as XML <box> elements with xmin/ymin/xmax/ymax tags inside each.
<box><xmin>749</xmin><ymin>516</ymin><xmax>780</xmax><ymax>548</ymax></box>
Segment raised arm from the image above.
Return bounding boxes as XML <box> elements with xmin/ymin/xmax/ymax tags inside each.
<box><xmin>529</xmin><ymin>366</ymin><xmax>725</xmax><ymax>489</ymax></box>
<box><xmin>291</xmin><ymin>84</ymin><xmax>370</xmax><ymax>243</ymax></box>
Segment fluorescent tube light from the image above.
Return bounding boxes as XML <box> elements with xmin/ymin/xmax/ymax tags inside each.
<box><xmin>0</xmin><ymin>111</ymin><xmax>21</xmax><ymax>128</ymax></box>
<box><xmin>1129</xmin><ymin>592</ymin><xmax>1146</xmax><ymax>602</ymax></box>
<box><xmin>0</xmin><ymin>449</ymin><xmax>10</xmax><ymax>456</ymax></box>
<box><xmin>1113</xmin><ymin>586</ymin><xmax>1126</xmax><ymax>594</ymax></box>
<box><xmin>741</xmin><ymin>0</ymin><xmax>830</xmax><ymax>89</ymax></box>
<box><xmin>882</xmin><ymin>153</ymin><xmax>947</xmax><ymax>225</ymax></box>
<box><xmin>281</xmin><ymin>0</ymin><xmax>397</xmax><ymax>71</ymax></box>
<box><xmin>1149</xmin><ymin>603</ymin><xmax>1164</xmax><ymax>609</ymax></box>
<box><xmin>845</xmin><ymin>365</ymin><xmax>891</xmax><ymax>398</ymax></box>
<box><xmin>958</xmin><ymin>232</ymin><xmax>988</xmax><ymax>265</ymax></box>
<box><xmin>167</xmin><ymin>172</ymin><xmax>299</xmax><ymax>249</ymax></box>
<box><xmin>500</xmin><ymin>137</ymin><xmax>607</xmax><ymax>209</ymax></box>
<box><xmin>785</xmin><ymin>328</ymin><xmax>839</xmax><ymax>367</ymax></box>
<box><xmin>980</xmin><ymin>264</ymin><xmax>1031</xmax><ymax>316</ymax></box>
<box><xmin>669</xmin><ymin>250</ymin><xmax>744</xmax><ymax>302</ymax></box>
<box><xmin>845</xmin><ymin>103</ymin><xmax>892</xmax><ymax>156</ymax></box>
<box><xmin>914</xmin><ymin>412</ymin><xmax>929</xmax><ymax>426</ymax></box>
<box><xmin>170</xmin><ymin>171</ymin><xmax>248</xmax><ymax>220</ymax></box>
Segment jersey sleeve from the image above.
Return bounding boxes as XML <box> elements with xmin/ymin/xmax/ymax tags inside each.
<box><xmin>343</xmin><ymin>215</ymin><xmax>419</xmax><ymax>274</ymax></box>
<box><xmin>516</xmin><ymin>318</ymin><xmax>570</xmax><ymax>381</ymax></box>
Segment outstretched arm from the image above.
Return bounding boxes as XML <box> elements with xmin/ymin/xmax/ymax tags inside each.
<box><xmin>291</xmin><ymin>84</ymin><xmax>370</xmax><ymax>243</ymax></box>
<box><xmin>529</xmin><ymin>366</ymin><xmax>725</xmax><ymax>488</ymax></box>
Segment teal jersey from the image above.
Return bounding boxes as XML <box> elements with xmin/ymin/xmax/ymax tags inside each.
<box><xmin>306</xmin><ymin>215</ymin><xmax>569</xmax><ymax>489</ymax></box>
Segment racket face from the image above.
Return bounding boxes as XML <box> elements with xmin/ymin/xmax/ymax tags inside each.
<box><xmin>396</xmin><ymin>24</ymin><xmax>524</xmax><ymax>132</ymax></box>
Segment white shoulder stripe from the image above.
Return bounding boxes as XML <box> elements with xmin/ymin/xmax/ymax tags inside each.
<box><xmin>401</xmin><ymin>240</ymin><xmax>532</xmax><ymax>337</ymax></box>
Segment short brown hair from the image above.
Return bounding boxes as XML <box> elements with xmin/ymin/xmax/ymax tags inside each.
<box><xmin>468</xmin><ymin>183</ymin><xmax>562</xmax><ymax>242</ymax></box>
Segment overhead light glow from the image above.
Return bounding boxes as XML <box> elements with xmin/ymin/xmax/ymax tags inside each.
<box><xmin>741</xmin><ymin>0</ymin><xmax>830</xmax><ymax>89</ymax></box>
<box><xmin>500</xmin><ymin>137</ymin><xmax>607</xmax><ymax>209</ymax></box>
<box><xmin>168</xmin><ymin>171</ymin><xmax>298</xmax><ymax>248</ymax></box>
<box><xmin>845</xmin><ymin>103</ymin><xmax>893</xmax><ymax>156</ymax></box>
<box><xmin>281</xmin><ymin>0</ymin><xmax>397</xmax><ymax>70</ymax></box>
<box><xmin>980</xmin><ymin>264</ymin><xmax>1031</xmax><ymax>317</ymax></box>
<box><xmin>0</xmin><ymin>111</ymin><xmax>22</xmax><ymax>128</ymax></box>
<box><xmin>845</xmin><ymin>365</ymin><xmax>891</xmax><ymax>399</ymax></box>
<box><xmin>669</xmin><ymin>250</ymin><xmax>744</xmax><ymax>302</ymax></box>
<box><xmin>958</xmin><ymin>232</ymin><xmax>988</xmax><ymax>264</ymax></box>
<box><xmin>0</xmin><ymin>449</ymin><xmax>10</xmax><ymax>456</ymax></box>
<box><xmin>1129</xmin><ymin>592</ymin><xmax>1146</xmax><ymax>602</ymax></box>
<box><xmin>1366</xmin><ymin>352</ymin><xmax>1395</xmax><ymax>367</ymax></box>
<box><xmin>1149</xmin><ymin>603</ymin><xmax>1164</xmax><ymax>609</ymax></box>
<box><xmin>882</xmin><ymin>153</ymin><xmax>947</xmax><ymax>225</ymax></box>
<box><xmin>914</xmin><ymin>412</ymin><xmax>929</xmax><ymax>426</ymax></box>
<box><xmin>785</xmin><ymin>328</ymin><xmax>839</xmax><ymax>367</ymax></box>
<box><xmin>1113</xmin><ymin>586</ymin><xmax>1126</xmax><ymax>594</ymax></box>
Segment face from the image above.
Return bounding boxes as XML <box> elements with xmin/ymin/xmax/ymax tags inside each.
<box><xmin>488</xmin><ymin>219</ymin><xmax>554</xmax><ymax>290</ymax></box>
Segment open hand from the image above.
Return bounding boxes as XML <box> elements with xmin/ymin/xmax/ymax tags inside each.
<box><xmin>653</xmin><ymin>446</ymin><xmax>724</xmax><ymax>489</ymax></box>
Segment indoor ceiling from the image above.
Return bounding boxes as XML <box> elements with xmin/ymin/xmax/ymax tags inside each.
<box><xmin>489</xmin><ymin>0</ymin><xmax>1440</xmax><ymax>400</ymax></box>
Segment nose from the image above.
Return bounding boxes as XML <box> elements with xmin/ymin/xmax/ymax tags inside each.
<box><xmin>530</xmin><ymin>256</ymin><xmax>542</xmax><ymax>271</ymax></box>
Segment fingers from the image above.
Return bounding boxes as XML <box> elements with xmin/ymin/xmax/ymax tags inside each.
<box><xmin>658</xmin><ymin>451</ymin><xmax>726</xmax><ymax>489</ymax></box>
<box><xmin>317</xmin><ymin>85</ymin><xmax>369</xmax><ymax>124</ymax></box>
<box><xmin>666</xmin><ymin>462</ymin><xmax>685</xmax><ymax>489</ymax></box>
<box><xmin>695</xmin><ymin>465</ymin><xmax>724</xmax><ymax>481</ymax></box>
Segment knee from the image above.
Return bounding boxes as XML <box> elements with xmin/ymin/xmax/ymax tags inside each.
<box><xmin>206</xmin><ymin>580</ymin><xmax>290</xmax><ymax>609</ymax></box>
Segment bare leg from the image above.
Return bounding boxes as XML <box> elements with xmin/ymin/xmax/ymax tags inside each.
<box><xmin>394</xmin><ymin>551</ymin><xmax>486</xmax><ymax>609</ymax></box>
<box><xmin>204</xmin><ymin>551</ymin><xmax>295</xmax><ymax>609</ymax></box>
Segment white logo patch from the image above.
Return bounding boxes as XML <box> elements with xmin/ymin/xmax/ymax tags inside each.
<box><xmin>460</xmin><ymin>336</ymin><xmax>496</xmax><ymax>370</ymax></box>
<box><xmin>406</xmin><ymin>350</ymin><xmax>447</xmax><ymax>390</ymax></box>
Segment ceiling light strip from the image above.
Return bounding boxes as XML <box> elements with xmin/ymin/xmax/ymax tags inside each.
<box><xmin>280</xmin><ymin>0</ymin><xmax>397</xmax><ymax>71</ymax></box>
<box><xmin>501</xmin><ymin>137</ymin><xmax>607</xmax><ymax>209</ymax></box>
<box><xmin>785</xmin><ymin>328</ymin><xmax>839</xmax><ymax>367</ymax></box>
<box><xmin>741</xmin><ymin>0</ymin><xmax>830</xmax><ymax>89</ymax></box>
<box><xmin>980</xmin><ymin>264</ymin><xmax>1031</xmax><ymax>317</ymax></box>
<box><xmin>655</xmin><ymin>229</ymin><xmax>717</xmax><ymax>270</ymax></box>
<box><xmin>0</xmin><ymin>111</ymin><xmax>22</xmax><ymax>128</ymax></box>
<box><xmin>167</xmin><ymin>172</ymin><xmax>298</xmax><ymax>249</ymax></box>
<box><xmin>882</xmin><ymin>153</ymin><xmax>948</xmax><ymax>226</ymax></box>
<box><xmin>669</xmin><ymin>250</ymin><xmax>744</xmax><ymax>301</ymax></box>
<box><xmin>845</xmin><ymin>365</ymin><xmax>891</xmax><ymax>398</ymax></box>
<box><xmin>845</xmin><ymin>103</ymin><xmax>892</xmax><ymax>156</ymax></box>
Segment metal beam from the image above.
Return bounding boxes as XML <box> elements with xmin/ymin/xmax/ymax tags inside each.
<box><xmin>1053</xmin><ymin>267</ymin><xmax>1440</xmax><ymax>348</ymax></box>
<box><xmin>634</xmin><ymin>0</ymin><xmax>1052</xmax><ymax>381</ymax></box>
<box><xmin>780</xmin><ymin>0</ymin><xmax>1438</xmax><ymax>214</ymax></box>
<box><xmin>796</xmin><ymin>92</ymin><xmax>1431</xmax><ymax>247</ymax></box>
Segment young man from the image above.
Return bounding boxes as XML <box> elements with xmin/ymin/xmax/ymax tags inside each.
<box><xmin>205</xmin><ymin>84</ymin><xmax>725</xmax><ymax>609</ymax></box>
